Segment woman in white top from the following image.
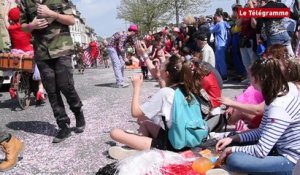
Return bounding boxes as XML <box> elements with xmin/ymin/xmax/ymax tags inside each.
<box><xmin>216</xmin><ymin>58</ymin><xmax>300</xmax><ymax>175</ymax></box>
<box><xmin>110</xmin><ymin>53</ymin><xmax>199</xmax><ymax>152</ymax></box>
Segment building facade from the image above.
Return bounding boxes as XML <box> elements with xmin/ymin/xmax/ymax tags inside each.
<box><xmin>69</xmin><ymin>1</ymin><xmax>98</xmax><ymax>46</ymax></box>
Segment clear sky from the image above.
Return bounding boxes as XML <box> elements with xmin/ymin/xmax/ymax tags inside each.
<box><xmin>72</xmin><ymin>0</ymin><xmax>245</xmax><ymax>38</ymax></box>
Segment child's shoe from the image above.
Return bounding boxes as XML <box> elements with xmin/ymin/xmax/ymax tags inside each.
<box><xmin>9</xmin><ymin>88</ymin><xmax>16</xmax><ymax>99</ymax></box>
<box><xmin>36</xmin><ymin>90</ymin><xmax>46</xmax><ymax>101</ymax></box>
<box><xmin>108</xmin><ymin>146</ymin><xmax>138</xmax><ymax>160</ymax></box>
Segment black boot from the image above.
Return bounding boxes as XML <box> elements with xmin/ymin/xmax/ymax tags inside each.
<box><xmin>74</xmin><ymin>110</ymin><xmax>85</xmax><ymax>133</ymax></box>
<box><xmin>53</xmin><ymin>124</ymin><xmax>71</xmax><ymax>143</ymax></box>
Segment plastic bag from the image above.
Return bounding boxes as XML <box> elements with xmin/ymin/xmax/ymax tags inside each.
<box><xmin>32</xmin><ymin>64</ymin><xmax>41</xmax><ymax>81</ymax></box>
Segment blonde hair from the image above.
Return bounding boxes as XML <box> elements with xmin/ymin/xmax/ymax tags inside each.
<box><xmin>198</xmin><ymin>16</ymin><xmax>206</xmax><ymax>23</ymax></box>
<box><xmin>183</xmin><ymin>15</ymin><xmax>196</xmax><ymax>25</ymax></box>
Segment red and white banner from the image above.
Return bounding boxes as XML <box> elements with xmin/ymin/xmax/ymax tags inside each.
<box><xmin>237</xmin><ymin>8</ymin><xmax>290</xmax><ymax>18</ymax></box>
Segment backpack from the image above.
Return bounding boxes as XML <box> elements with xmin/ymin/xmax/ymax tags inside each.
<box><xmin>164</xmin><ymin>86</ymin><xmax>209</xmax><ymax>150</ymax></box>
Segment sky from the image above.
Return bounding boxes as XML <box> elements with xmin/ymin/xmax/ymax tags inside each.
<box><xmin>72</xmin><ymin>0</ymin><xmax>245</xmax><ymax>38</ymax></box>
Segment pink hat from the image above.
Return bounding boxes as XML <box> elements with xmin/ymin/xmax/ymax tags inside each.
<box><xmin>173</xmin><ymin>27</ymin><xmax>180</xmax><ymax>33</ymax></box>
<box><xmin>128</xmin><ymin>24</ymin><xmax>138</xmax><ymax>32</ymax></box>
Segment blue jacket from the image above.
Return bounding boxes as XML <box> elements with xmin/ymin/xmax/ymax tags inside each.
<box><xmin>209</xmin><ymin>21</ymin><xmax>231</xmax><ymax>47</ymax></box>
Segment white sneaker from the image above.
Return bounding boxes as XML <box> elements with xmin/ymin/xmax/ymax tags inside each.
<box><xmin>108</xmin><ymin>146</ymin><xmax>139</xmax><ymax>160</ymax></box>
<box><xmin>121</xmin><ymin>83</ymin><xmax>129</xmax><ymax>88</ymax></box>
<box><xmin>206</xmin><ymin>168</ymin><xmax>230</xmax><ymax>175</ymax></box>
<box><xmin>111</xmin><ymin>83</ymin><xmax>130</xmax><ymax>88</ymax></box>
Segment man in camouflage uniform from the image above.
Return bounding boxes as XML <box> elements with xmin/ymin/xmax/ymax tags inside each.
<box><xmin>19</xmin><ymin>0</ymin><xmax>85</xmax><ymax>143</ymax></box>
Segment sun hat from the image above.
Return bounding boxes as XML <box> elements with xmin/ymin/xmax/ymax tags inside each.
<box><xmin>8</xmin><ymin>7</ymin><xmax>20</xmax><ymax>22</ymax></box>
<box><xmin>128</xmin><ymin>24</ymin><xmax>138</xmax><ymax>32</ymax></box>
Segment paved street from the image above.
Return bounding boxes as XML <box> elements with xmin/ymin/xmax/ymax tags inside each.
<box><xmin>0</xmin><ymin>66</ymin><xmax>245</xmax><ymax>174</ymax></box>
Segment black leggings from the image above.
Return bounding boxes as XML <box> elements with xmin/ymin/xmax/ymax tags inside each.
<box><xmin>151</xmin><ymin>128</ymin><xmax>189</xmax><ymax>152</ymax></box>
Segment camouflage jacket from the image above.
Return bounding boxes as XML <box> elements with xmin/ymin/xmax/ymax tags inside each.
<box><xmin>19</xmin><ymin>0</ymin><xmax>74</xmax><ymax>60</ymax></box>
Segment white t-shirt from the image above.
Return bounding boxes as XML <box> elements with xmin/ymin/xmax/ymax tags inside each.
<box><xmin>140</xmin><ymin>87</ymin><xmax>175</xmax><ymax>129</ymax></box>
<box><xmin>201</xmin><ymin>44</ymin><xmax>215</xmax><ymax>67</ymax></box>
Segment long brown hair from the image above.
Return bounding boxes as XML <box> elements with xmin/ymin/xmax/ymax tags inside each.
<box><xmin>264</xmin><ymin>44</ymin><xmax>290</xmax><ymax>71</ymax></box>
<box><xmin>250</xmin><ymin>59</ymin><xmax>289</xmax><ymax>105</ymax></box>
<box><xmin>192</xmin><ymin>62</ymin><xmax>210</xmax><ymax>96</ymax></box>
<box><xmin>265</xmin><ymin>44</ymin><xmax>289</xmax><ymax>60</ymax></box>
<box><xmin>165</xmin><ymin>55</ymin><xmax>199</xmax><ymax>103</ymax></box>
<box><xmin>193</xmin><ymin>62</ymin><xmax>211</xmax><ymax>80</ymax></box>
<box><xmin>287</xmin><ymin>59</ymin><xmax>300</xmax><ymax>84</ymax></box>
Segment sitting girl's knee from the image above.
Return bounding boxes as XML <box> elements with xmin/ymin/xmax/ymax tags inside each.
<box><xmin>110</xmin><ymin>128</ymin><xmax>123</xmax><ymax>140</ymax></box>
<box><xmin>226</xmin><ymin>153</ymin><xmax>244</xmax><ymax>171</ymax></box>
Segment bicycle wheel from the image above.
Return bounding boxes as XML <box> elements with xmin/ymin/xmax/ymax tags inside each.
<box><xmin>15</xmin><ymin>72</ymin><xmax>31</xmax><ymax>109</ymax></box>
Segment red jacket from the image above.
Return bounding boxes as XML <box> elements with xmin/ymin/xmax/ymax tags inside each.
<box><xmin>201</xmin><ymin>72</ymin><xmax>221</xmax><ymax>108</ymax></box>
<box><xmin>89</xmin><ymin>41</ymin><xmax>99</xmax><ymax>59</ymax></box>
<box><xmin>8</xmin><ymin>23</ymin><xmax>33</xmax><ymax>52</ymax></box>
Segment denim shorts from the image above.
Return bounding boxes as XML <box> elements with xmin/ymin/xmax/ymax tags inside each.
<box><xmin>267</xmin><ymin>31</ymin><xmax>291</xmax><ymax>46</ymax></box>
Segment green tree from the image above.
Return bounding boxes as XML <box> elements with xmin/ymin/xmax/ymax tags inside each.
<box><xmin>117</xmin><ymin>0</ymin><xmax>211</xmax><ymax>34</ymax></box>
<box><xmin>165</xmin><ymin>0</ymin><xmax>211</xmax><ymax>26</ymax></box>
<box><xmin>117</xmin><ymin>0</ymin><xmax>171</xmax><ymax>34</ymax></box>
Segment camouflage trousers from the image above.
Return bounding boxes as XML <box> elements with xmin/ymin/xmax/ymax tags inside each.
<box><xmin>36</xmin><ymin>56</ymin><xmax>83</xmax><ymax>129</ymax></box>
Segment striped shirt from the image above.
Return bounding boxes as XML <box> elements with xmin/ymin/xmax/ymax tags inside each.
<box><xmin>232</xmin><ymin>83</ymin><xmax>300</xmax><ymax>164</ymax></box>
<box><xmin>108</xmin><ymin>32</ymin><xmax>128</xmax><ymax>54</ymax></box>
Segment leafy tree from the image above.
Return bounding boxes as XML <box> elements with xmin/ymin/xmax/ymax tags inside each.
<box><xmin>165</xmin><ymin>0</ymin><xmax>211</xmax><ymax>26</ymax></box>
<box><xmin>117</xmin><ymin>0</ymin><xmax>171</xmax><ymax>34</ymax></box>
<box><xmin>117</xmin><ymin>0</ymin><xmax>211</xmax><ymax>34</ymax></box>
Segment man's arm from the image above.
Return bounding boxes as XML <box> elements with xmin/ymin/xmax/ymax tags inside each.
<box><xmin>37</xmin><ymin>4</ymin><xmax>75</xmax><ymax>25</ymax></box>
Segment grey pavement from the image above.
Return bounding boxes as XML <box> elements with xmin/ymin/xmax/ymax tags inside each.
<box><xmin>0</xmin><ymin>66</ymin><xmax>245</xmax><ymax>175</ymax></box>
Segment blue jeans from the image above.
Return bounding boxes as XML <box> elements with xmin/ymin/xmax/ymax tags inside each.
<box><xmin>267</xmin><ymin>31</ymin><xmax>290</xmax><ymax>46</ymax></box>
<box><xmin>232</xmin><ymin>33</ymin><xmax>246</xmax><ymax>76</ymax></box>
<box><xmin>226</xmin><ymin>152</ymin><xmax>295</xmax><ymax>175</ymax></box>
<box><xmin>267</xmin><ymin>31</ymin><xmax>294</xmax><ymax>57</ymax></box>
<box><xmin>240</xmin><ymin>39</ymin><xmax>257</xmax><ymax>71</ymax></box>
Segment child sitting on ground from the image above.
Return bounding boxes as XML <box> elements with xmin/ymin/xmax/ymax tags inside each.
<box><xmin>216</xmin><ymin>58</ymin><xmax>300</xmax><ymax>175</ymax></box>
<box><xmin>109</xmin><ymin>47</ymin><xmax>202</xmax><ymax>159</ymax></box>
<box><xmin>221</xmin><ymin>44</ymin><xmax>292</xmax><ymax>132</ymax></box>
<box><xmin>221</xmin><ymin>86</ymin><xmax>264</xmax><ymax>131</ymax></box>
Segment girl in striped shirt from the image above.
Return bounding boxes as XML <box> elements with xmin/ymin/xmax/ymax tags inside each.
<box><xmin>216</xmin><ymin>58</ymin><xmax>300</xmax><ymax>175</ymax></box>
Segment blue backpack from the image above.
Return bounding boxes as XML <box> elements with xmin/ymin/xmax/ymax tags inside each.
<box><xmin>163</xmin><ymin>86</ymin><xmax>209</xmax><ymax>150</ymax></box>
